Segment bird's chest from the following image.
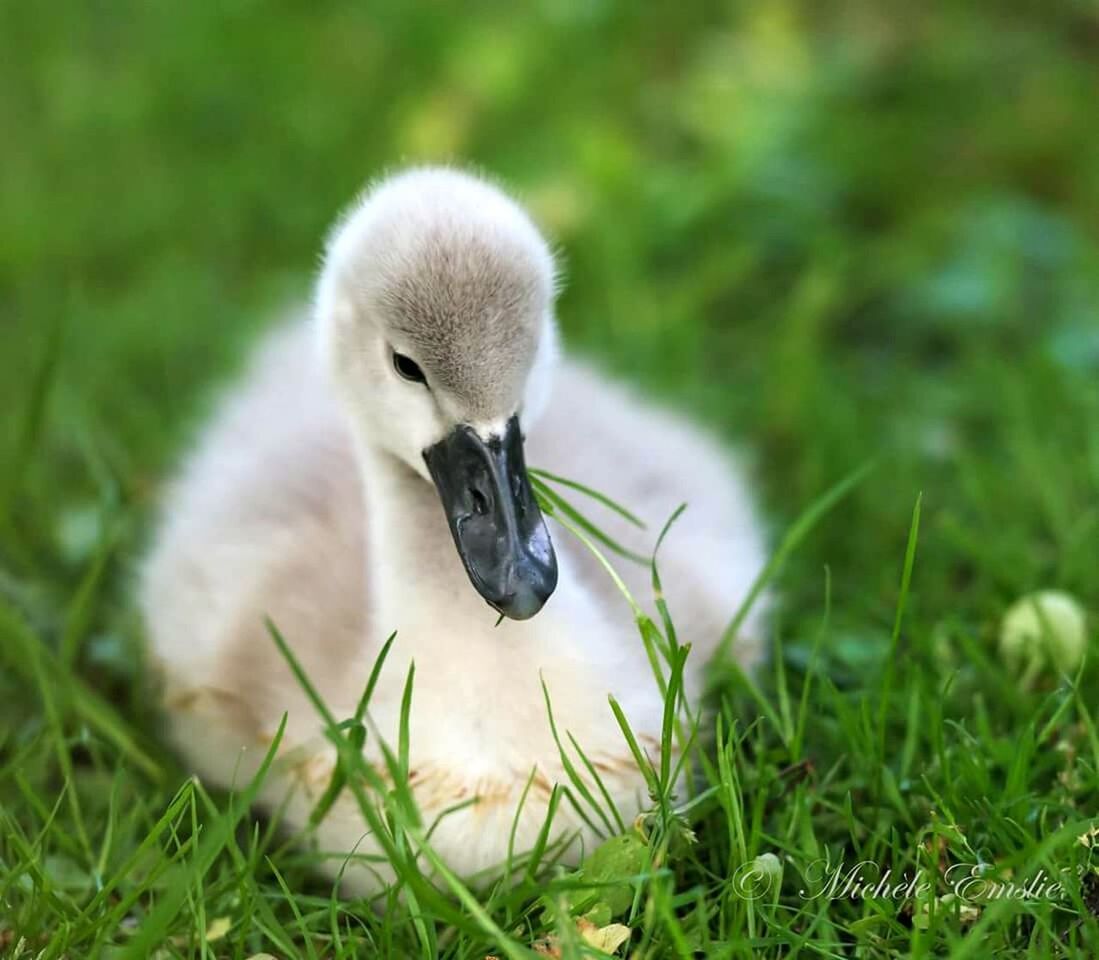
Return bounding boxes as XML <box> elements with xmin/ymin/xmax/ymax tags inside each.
<box><xmin>366</xmin><ymin>617</ymin><xmax>666</xmax><ymax>824</ymax></box>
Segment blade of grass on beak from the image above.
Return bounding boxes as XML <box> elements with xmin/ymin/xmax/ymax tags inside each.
<box><xmin>530</xmin><ymin>468</ymin><xmax>647</xmax><ymax>529</ymax></box>
<box><xmin>532</xmin><ymin>476</ymin><xmax>649</xmax><ymax>566</ymax></box>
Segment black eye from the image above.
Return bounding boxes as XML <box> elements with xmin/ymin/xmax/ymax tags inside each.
<box><xmin>392</xmin><ymin>351</ymin><xmax>426</xmax><ymax>384</ymax></box>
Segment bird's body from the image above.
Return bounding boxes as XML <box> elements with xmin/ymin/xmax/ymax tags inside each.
<box><xmin>141</xmin><ymin>168</ymin><xmax>769</xmax><ymax>895</ymax></box>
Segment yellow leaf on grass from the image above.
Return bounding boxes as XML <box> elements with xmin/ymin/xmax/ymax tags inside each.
<box><xmin>577</xmin><ymin>917</ymin><xmax>632</xmax><ymax>954</ymax></box>
<box><xmin>204</xmin><ymin>917</ymin><xmax>231</xmax><ymax>942</ymax></box>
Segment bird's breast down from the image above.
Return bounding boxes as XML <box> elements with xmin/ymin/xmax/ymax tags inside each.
<box><xmin>289</xmin><ymin>728</ymin><xmax>662</xmax><ymax>891</ymax></box>
<box><xmin>160</xmin><ymin>641</ymin><xmax>668</xmax><ymax>895</ymax></box>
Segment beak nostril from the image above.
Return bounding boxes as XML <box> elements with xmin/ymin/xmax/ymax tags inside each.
<box><xmin>470</xmin><ymin>488</ymin><xmax>489</xmax><ymax>516</ymax></box>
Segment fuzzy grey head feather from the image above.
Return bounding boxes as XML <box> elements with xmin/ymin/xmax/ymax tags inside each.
<box><xmin>322</xmin><ymin>168</ymin><xmax>557</xmax><ymax>422</ymax></box>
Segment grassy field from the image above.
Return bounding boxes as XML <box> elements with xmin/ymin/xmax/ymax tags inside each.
<box><xmin>3</xmin><ymin>1</ymin><xmax>1099</xmax><ymax>956</ymax></box>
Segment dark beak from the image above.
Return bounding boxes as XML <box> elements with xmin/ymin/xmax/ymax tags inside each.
<box><xmin>423</xmin><ymin>415</ymin><xmax>557</xmax><ymax>620</ymax></box>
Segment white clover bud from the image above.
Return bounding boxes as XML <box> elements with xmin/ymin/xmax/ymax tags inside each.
<box><xmin>754</xmin><ymin>852</ymin><xmax>783</xmax><ymax>880</ymax></box>
<box><xmin>999</xmin><ymin>590</ymin><xmax>1088</xmax><ymax>677</ymax></box>
<box><xmin>732</xmin><ymin>852</ymin><xmax>783</xmax><ymax>901</ymax></box>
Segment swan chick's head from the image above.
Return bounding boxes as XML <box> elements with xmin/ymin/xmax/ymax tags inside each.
<box><xmin>315</xmin><ymin>167</ymin><xmax>559</xmax><ymax>620</ymax></box>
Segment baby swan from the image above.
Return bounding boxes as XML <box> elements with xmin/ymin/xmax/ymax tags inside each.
<box><xmin>141</xmin><ymin>167</ymin><xmax>769</xmax><ymax>896</ymax></box>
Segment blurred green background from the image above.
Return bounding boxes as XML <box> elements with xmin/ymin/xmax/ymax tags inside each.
<box><xmin>3</xmin><ymin>1</ymin><xmax>1099</xmax><ymax>690</ymax></box>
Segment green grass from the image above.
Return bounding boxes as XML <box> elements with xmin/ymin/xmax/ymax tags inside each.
<box><xmin>3</xmin><ymin>1</ymin><xmax>1099</xmax><ymax>956</ymax></box>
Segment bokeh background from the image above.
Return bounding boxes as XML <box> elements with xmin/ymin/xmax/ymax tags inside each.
<box><xmin>3</xmin><ymin>0</ymin><xmax>1099</xmax><ymax>813</ymax></box>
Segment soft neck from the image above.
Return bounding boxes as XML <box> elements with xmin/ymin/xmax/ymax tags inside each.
<box><xmin>352</xmin><ymin>437</ymin><xmax>503</xmax><ymax>646</ymax></box>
